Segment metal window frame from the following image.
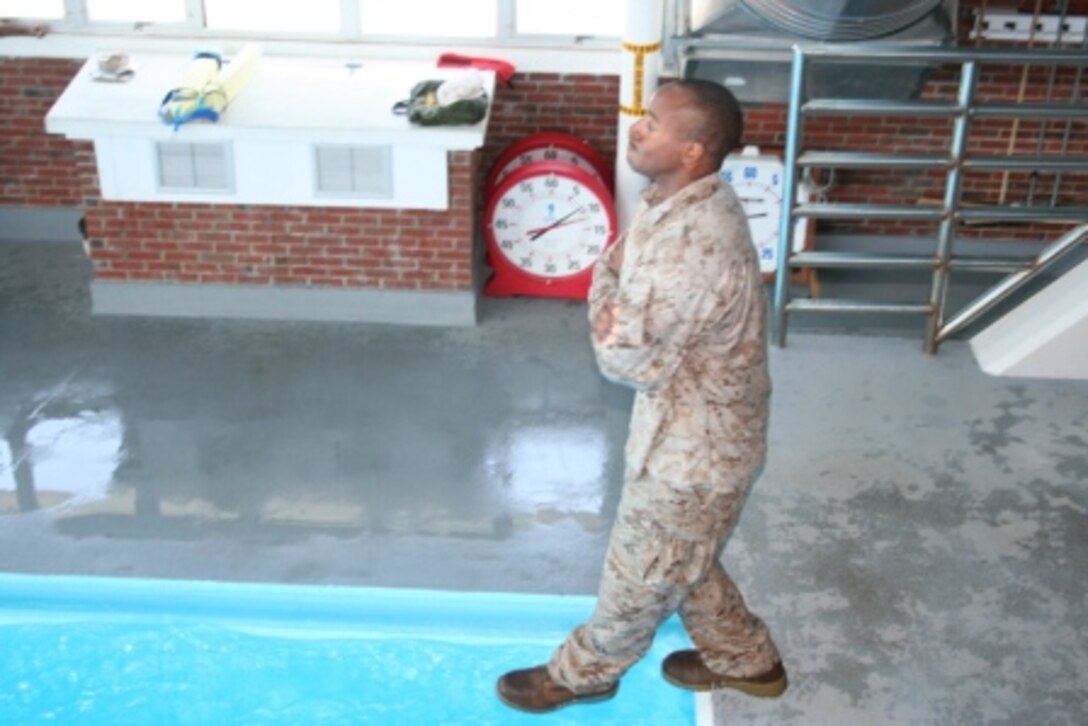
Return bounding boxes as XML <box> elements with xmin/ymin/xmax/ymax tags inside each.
<box><xmin>31</xmin><ymin>0</ymin><xmax>623</xmax><ymax>45</ymax></box>
<box><xmin>773</xmin><ymin>44</ymin><xmax>1088</xmax><ymax>355</ymax></box>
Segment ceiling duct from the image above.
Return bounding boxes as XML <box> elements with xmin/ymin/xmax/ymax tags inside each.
<box><xmin>672</xmin><ymin>0</ymin><xmax>958</xmax><ymax>102</ymax></box>
<box><xmin>736</xmin><ymin>0</ymin><xmax>945</xmax><ymax>41</ymax></box>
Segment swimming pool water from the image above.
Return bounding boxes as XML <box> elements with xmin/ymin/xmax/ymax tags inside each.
<box><xmin>0</xmin><ymin>574</ymin><xmax>698</xmax><ymax>725</ymax></box>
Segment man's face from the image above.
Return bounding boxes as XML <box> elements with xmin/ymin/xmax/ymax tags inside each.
<box><xmin>625</xmin><ymin>85</ymin><xmax>698</xmax><ymax>180</ymax></box>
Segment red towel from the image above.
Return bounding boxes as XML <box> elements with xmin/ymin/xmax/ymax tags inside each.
<box><xmin>437</xmin><ymin>53</ymin><xmax>516</xmax><ymax>88</ymax></box>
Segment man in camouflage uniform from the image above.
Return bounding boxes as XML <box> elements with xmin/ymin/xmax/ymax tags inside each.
<box><xmin>497</xmin><ymin>80</ymin><xmax>787</xmax><ymax>713</ymax></box>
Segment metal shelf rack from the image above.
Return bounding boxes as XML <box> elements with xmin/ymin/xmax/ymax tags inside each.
<box><xmin>773</xmin><ymin>45</ymin><xmax>1088</xmax><ymax>353</ymax></box>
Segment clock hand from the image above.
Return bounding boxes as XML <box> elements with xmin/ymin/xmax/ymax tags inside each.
<box><xmin>548</xmin><ymin>207</ymin><xmax>585</xmax><ymax>227</ymax></box>
<box><xmin>526</xmin><ymin>207</ymin><xmax>585</xmax><ymax>241</ymax></box>
<box><xmin>526</xmin><ymin>217</ymin><xmax>588</xmax><ymax>239</ymax></box>
<box><xmin>747</xmin><ymin>212</ymin><xmax>769</xmax><ymax>220</ymax></box>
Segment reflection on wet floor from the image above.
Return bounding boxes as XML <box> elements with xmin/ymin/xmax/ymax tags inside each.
<box><xmin>489</xmin><ymin>424</ymin><xmax>607</xmax><ymax>514</ymax></box>
<box><xmin>2</xmin><ymin>393</ymin><xmax>621</xmax><ymax>540</ymax></box>
<box><xmin>0</xmin><ymin>239</ymin><xmax>628</xmax><ymax>545</ymax></box>
<box><xmin>2</xmin><ymin>387</ymin><xmax>126</xmax><ymax>513</ymax></box>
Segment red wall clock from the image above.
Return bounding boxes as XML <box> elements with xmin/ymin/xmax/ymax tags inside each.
<box><xmin>484</xmin><ymin>160</ymin><xmax>617</xmax><ymax>300</ymax></box>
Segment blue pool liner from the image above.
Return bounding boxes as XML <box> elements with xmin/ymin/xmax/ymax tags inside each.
<box><xmin>0</xmin><ymin>573</ymin><xmax>699</xmax><ymax>725</ymax></box>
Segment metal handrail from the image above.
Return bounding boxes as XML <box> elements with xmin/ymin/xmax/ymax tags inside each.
<box><xmin>773</xmin><ymin>44</ymin><xmax>1088</xmax><ymax>354</ymax></box>
<box><xmin>937</xmin><ymin>223</ymin><xmax>1088</xmax><ymax>343</ymax></box>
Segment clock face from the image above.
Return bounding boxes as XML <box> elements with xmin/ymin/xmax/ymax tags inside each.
<box><xmin>721</xmin><ymin>156</ymin><xmax>809</xmax><ymax>275</ymax></box>
<box><xmin>485</xmin><ymin>131</ymin><xmax>613</xmax><ymax>200</ymax></box>
<box><xmin>487</xmin><ymin>162</ymin><xmax>615</xmax><ymax>280</ymax></box>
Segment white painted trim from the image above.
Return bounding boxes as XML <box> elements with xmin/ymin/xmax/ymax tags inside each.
<box><xmin>695</xmin><ymin>693</ymin><xmax>714</xmax><ymax>726</ymax></box>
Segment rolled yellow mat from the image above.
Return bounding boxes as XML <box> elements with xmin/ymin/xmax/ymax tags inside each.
<box><xmin>159</xmin><ymin>51</ymin><xmax>221</xmax><ymax>125</ymax></box>
<box><xmin>201</xmin><ymin>43</ymin><xmax>262</xmax><ymax>115</ymax></box>
<box><xmin>159</xmin><ymin>44</ymin><xmax>261</xmax><ymax>128</ymax></box>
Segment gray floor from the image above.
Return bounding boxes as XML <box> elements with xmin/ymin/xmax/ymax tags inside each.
<box><xmin>1</xmin><ymin>237</ymin><xmax>1086</xmax><ymax>725</ymax></box>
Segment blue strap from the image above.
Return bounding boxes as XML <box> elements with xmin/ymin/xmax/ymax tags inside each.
<box><xmin>157</xmin><ymin>49</ymin><xmax>224</xmax><ymax>130</ymax></box>
<box><xmin>158</xmin><ymin>89</ymin><xmax>221</xmax><ymax>129</ymax></box>
<box><xmin>192</xmin><ymin>50</ymin><xmax>222</xmax><ymax>66</ymax></box>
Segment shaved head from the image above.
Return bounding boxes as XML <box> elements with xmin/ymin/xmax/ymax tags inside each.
<box><xmin>666</xmin><ymin>80</ymin><xmax>744</xmax><ymax>170</ymax></box>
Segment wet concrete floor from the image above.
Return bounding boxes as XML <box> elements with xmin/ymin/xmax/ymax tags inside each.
<box><xmin>2</xmin><ymin>238</ymin><xmax>1086</xmax><ymax>724</ymax></box>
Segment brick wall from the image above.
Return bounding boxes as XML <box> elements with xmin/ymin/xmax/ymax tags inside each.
<box><xmin>0</xmin><ymin>57</ymin><xmax>96</xmax><ymax>207</ymax></box>
<box><xmin>1</xmin><ymin>55</ymin><xmax>478</xmax><ymax>292</ymax></box>
<box><xmin>481</xmin><ymin>72</ymin><xmax>620</xmax><ymax>188</ymax></box>
<box><xmin>84</xmin><ymin>152</ymin><xmax>478</xmax><ymax>291</ymax></box>
<box><xmin>741</xmin><ymin>62</ymin><xmax>1086</xmax><ymax>242</ymax></box>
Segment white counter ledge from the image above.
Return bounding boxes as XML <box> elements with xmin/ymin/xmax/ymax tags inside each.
<box><xmin>46</xmin><ymin>53</ymin><xmax>494</xmax><ymax>149</ymax></box>
<box><xmin>46</xmin><ymin>53</ymin><xmax>493</xmax><ymax>210</ymax></box>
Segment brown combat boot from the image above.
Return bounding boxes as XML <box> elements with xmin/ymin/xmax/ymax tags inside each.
<box><xmin>662</xmin><ymin>650</ymin><xmax>787</xmax><ymax>697</ymax></box>
<box><xmin>496</xmin><ymin>665</ymin><xmax>619</xmax><ymax>713</ymax></box>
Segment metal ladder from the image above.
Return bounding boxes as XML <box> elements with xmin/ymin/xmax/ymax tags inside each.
<box><xmin>773</xmin><ymin>45</ymin><xmax>1088</xmax><ymax>353</ymax></box>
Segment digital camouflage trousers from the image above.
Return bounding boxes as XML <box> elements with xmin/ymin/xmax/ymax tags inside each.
<box><xmin>547</xmin><ymin>463</ymin><xmax>781</xmax><ymax>691</ymax></box>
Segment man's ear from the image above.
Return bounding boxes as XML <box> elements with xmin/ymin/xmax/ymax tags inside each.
<box><xmin>682</xmin><ymin>140</ymin><xmax>708</xmax><ymax>170</ymax></box>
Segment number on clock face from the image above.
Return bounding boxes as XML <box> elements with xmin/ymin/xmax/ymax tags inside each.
<box><xmin>485</xmin><ymin>133</ymin><xmax>614</xmax><ymax>203</ymax></box>
<box><xmin>489</xmin><ymin>173</ymin><xmax>613</xmax><ymax>279</ymax></box>
<box><xmin>492</xmin><ymin>147</ymin><xmax>606</xmax><ymax>190</ymax></box>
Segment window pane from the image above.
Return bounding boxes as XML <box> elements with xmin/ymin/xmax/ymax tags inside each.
<box><xmin>86</xmin><ymin>0</ymin><xmax>186</xmax><ymax>23</ymax></box>
<box><xmin>0</xmin><ymin>0</ymin><xmax>64</xmax><ymax>18</ymax></box>
<box><xmin>361</xmin><ymin>0</ymin><xmax>496</xmax><ymax>37</ymax></box>
<box><xmin>315</xmin><ymin>146</ymin><xmax>393</xmax><ymax>198</ymax></box>
<box><xmin>205</xmin><ymin>0</ymin><xmax>340</xmax><ymax>33</ymax></box>
<box><xmin>157</xmin><ymin>142</ymin><xmax>232</xmax><ymax>192</ymax></box>
<box><xmin>516</xmin><ymin>0</ymin><xmax>624</xmax><ymax>36</ymax></box>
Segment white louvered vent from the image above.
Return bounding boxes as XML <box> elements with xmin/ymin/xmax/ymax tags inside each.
<box><xmin>314</xmin><ymin>145</ymin><xmax>393</xmax><ymax>198</ymax></box>
<box><xmin>156</xmin><ymin>142</ymin><xmax>232</xmax><ymax>191</ymax></box>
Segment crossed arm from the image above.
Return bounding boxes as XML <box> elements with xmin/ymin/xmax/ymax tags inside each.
<box><xmin>591</xmin><ymin>236</ymin><xmax>624</xmax><ymax>346</ymax></box>
<box><xmin>588</xmin><ymin>229</ymin><xmax>724</xmax><ymax>391</ymax></box>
